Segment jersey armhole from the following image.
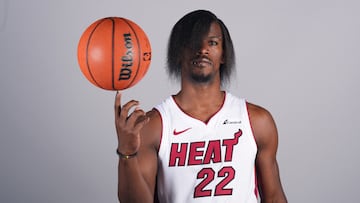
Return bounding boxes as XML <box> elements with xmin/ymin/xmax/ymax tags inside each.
<box><xmin>245</xmin><ymin>101</ymin><xmax>259</xmax><ymax>148</ymax></box>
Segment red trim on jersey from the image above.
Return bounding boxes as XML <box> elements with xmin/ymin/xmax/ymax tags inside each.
<box><xmin>152</xmin><ymin>108</ymin><xmax>163</xmax><ymax>153</ymax></box>
<box><xmin>245</xmin><ymin>101</ymin><xmax>258</xmax><ymax>148</ymax></box>
<box><xmin>246</xmin><ymin>101</ymin><xmax>260</xmax><ymax>200</ymax></box>
<box><xmin>171</xmin><ymin>91</ymin><xmax>227</xmax><ymax>125</ymax></box>
<box><xmin>254</xmin><ymin>167</ymin><xmax>259</xmax><ymax>199</ymax></box>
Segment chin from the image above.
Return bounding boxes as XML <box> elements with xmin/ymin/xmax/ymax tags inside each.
<box><xmin>190</xmin><ymin>73</ymin><xmax>213</xmax><ymax>83</ymax></box>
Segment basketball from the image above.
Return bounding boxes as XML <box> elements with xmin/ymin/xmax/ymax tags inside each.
<box><xmin>77</xmin><ymin>17</ymin><xmax>151</xmax><ymax>90</ymax></box>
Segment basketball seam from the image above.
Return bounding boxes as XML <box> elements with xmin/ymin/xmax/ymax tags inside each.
<box><xmin>110</xmin><ymin>18</ymin><xmax>116</xmax><ymax>90</ymax></box>
<box><xmin>86</xmin><ymin>19</ymin><xmax>106</xmax><ymax>89</ymax></box>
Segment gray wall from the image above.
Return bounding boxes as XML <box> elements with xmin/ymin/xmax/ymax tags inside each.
<box><xmin>1</xmin><ymin>0</ymin><xmax>359</xmax><ymax>202</ymax></box>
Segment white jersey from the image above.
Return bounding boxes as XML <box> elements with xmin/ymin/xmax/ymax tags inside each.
<box><xmin>155</xmin><ymin>92</ymin><xmax>259</xmax><ymax>203</ymax></box>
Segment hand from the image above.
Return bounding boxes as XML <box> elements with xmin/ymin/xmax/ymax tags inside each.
<box><xmin>114</xmin><ymin>92</ymin><xmax>149</xmax><ymax>156</ymax></box>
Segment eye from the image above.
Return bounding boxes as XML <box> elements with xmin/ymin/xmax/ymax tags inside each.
<box><xmin>208</xmin><ymin>40</ymin><xmax>218</xmax><ymax>46</ymax></box>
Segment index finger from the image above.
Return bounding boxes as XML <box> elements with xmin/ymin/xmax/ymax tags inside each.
<box><xmin>114</xmin><ymin>91</ymin><xmax>122</xmax><ymax>117</ymax></box>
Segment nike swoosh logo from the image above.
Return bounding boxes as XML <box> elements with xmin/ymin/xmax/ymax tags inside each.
<box><xmin>173</xmin><ymin>128</ymin><xmax>192</xmax><ymax>136</ymax></box>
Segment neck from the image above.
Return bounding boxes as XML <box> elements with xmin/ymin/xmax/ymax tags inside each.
<box><xmin>173</xmin><ymin>84</ymin><xmax>225</xmax><ymax>122</ymax></box>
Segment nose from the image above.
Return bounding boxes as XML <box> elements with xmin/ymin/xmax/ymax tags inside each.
<box><xmin>197</xmin><ymin>43</ymin><xmax>209</xmax><ymax>55</ymax></box>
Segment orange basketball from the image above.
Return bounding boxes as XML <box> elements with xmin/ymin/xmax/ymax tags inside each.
<box><xmin>77</xmin><ymin>17</ymin><xmax>151</xmax><ymax>90</ymax></box>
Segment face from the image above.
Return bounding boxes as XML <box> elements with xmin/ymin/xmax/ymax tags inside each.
<box><xmin>182</xmin><ymin>22</ymin><xmax>224</xmax><ymax>84</ymax></box>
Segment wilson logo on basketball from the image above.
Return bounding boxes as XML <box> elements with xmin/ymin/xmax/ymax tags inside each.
<box><xmin>119</xmin><ymin>33</ymin><xmax>133</xmax><ymax>80</ymax></box>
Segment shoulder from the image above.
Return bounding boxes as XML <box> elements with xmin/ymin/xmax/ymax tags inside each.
<box><xmin>140</xmin><ymin>109</ymin><xmax>162</xmax><ymax>150</ymax></box>
<box><xmin>246</xmin><ymin>102</ymin><xmax>278</xmax><ymax>148</ymax></box>
<box><xmin>146</xmin><ymin>108</ymin><xmax>162</xmax><ymax>130</ymax></box>
<box><xmin>246</xmin><ymin>102</ymin><xmax>273</xmax><ymax>122</ymax></box>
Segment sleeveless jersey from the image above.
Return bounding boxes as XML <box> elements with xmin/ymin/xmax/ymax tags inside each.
<box><xmin>155</xmin><ymin>92</ymin><xmax>259</xmax><ymax>203</ymax></box>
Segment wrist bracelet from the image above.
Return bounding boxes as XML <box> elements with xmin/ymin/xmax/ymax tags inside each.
<box><xmin>116</xmin><ymin>149</ymin><xmax>138</xmax><ymax>159</ymax></box>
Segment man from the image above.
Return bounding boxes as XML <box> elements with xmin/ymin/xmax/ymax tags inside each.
<box><xmin>115</xmin><ymin>10</ymin><xmax>287</xmax><ymax>203</ymax></box>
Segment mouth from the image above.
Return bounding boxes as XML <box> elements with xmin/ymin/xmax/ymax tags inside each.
<box><xmin>191</xmin><ymin>57</ymin><xmax>212</xmax><ymax>67</ymax></box>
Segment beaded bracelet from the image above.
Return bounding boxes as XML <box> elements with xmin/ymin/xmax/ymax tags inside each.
<box><xmin>116</xmin><ymin>149</ymin><xmax>138</xmax><ymax>159</ymax></box>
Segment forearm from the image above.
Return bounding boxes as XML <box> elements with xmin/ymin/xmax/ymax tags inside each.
<box><xmin>118</xmin><ymin>158</ymin><xmax>154</xmax><ymax>203</ymax></box>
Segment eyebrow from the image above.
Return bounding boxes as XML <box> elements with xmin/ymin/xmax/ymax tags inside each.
<box><xmin>207</xmin><ymin>36</ymin><xmax>222</xmax><ymax>40</ymax></box>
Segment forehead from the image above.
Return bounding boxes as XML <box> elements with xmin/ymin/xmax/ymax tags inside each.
<box><xmin>206</xmin><ymin>22</ymin><xmax>223</xmax><ymax>39</ymax></box>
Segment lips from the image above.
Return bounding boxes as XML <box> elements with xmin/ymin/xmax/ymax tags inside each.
<box><xmin>192</xmin><ymin>57</ymin><xmax>212</xmax><ymax>66</ymax></box>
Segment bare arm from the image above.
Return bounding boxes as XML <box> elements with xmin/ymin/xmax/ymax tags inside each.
<box><xmin>248</xmin><ymin>103</ymin><xmax>287</xmax><ymax>203</ymax></box>
<box><xmin>115</xmin><ymin>92</ymin><xmax>161</xmax><ymax>203</ymax></box>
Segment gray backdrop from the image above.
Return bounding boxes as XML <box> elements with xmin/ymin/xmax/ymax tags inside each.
<box><xmin>1</xmin><ymin>0</ymin><xmax>359</xmax><ymax>202</ymax></box>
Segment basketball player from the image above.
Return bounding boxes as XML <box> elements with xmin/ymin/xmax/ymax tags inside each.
<box><xmin>115</xmin><ymin>10</ymin><xmax>287</xmax><ymax>203</ymax></box>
